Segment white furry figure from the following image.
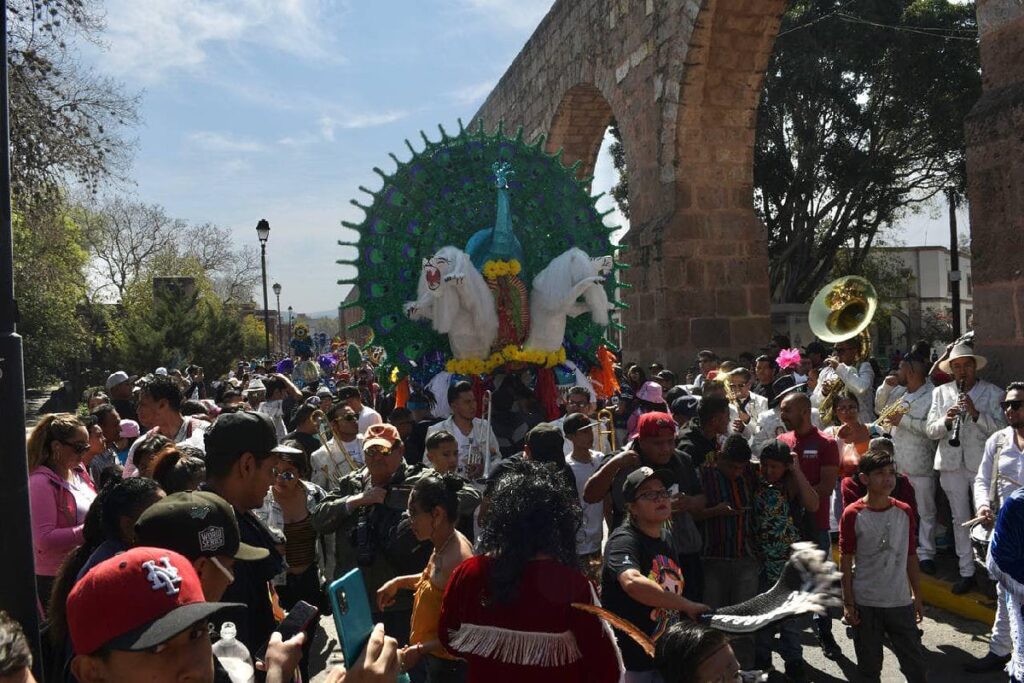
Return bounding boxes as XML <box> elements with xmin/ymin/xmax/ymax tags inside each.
<box><xmin>524</xmin><ymin>248</ymin><xmax>614</xmax><ymax>353</ymax></box>
<box><xmin>404</xmin><ymin>246</ymin><xmax>498</xmax><ymax>360</ymax></box>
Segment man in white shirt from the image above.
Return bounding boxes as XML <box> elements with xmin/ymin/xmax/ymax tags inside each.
<box><xmin>552</xmin><ymin>385</ymin><xmax>612</xmax><ymax>456</ymax></box>
<box><xmin>965</xmin><ymin>382</ymin><xmax>1024</xmax><ymax>673</ymax></box>
<box><xmin>258</xmin><ymin>374</ymin><xmax>303</xmax><ymax>441</ymax></box>
<box><xmin>725</xmin><ymin>367</ymin><xmax>768</xmax><ymax>443</ymax></box>
<box><xmin>310</xmin><ymin>404</ymin><xmax>365</xmax><ymax>492</ymax></box>
<box><xmin>425</xmin><ymin>380</ymin><xmax>498</xmax><ymax>479</ymax></box>
<box><xmin>812</xmin><ymin>337</ymin><xmax>875</xmax><ymax>424</ymax></box>
<box><xmin>925</xmin><ymin>344</ymin><xmax>1006</xmax><ymax>594</ymax></box>
<box><xmin>875</xmin><ymin>353</ymin><xmax>937</xmax><ymax>573</ymax></box>
<box><xmin>563</xmin><ymin>413</ymin><xmax>605</xmax><ymax>582</ymax></box>
<box><xmin>337</xmin><ymin>385</ymin><xmax>382</xmax><ymax>434</ymax></box>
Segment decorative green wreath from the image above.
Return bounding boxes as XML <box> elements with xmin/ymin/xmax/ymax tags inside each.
<box><xmin>338</xmin><ymin>120</ymin><xmax>629</xmax><ymax>384</ymax></box>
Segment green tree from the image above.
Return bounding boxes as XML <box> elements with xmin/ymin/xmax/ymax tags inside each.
<box><xmin>192</xmin><ymin>302</ymin><xmax>245</xmax><ymax>378</ymax></box>
<box><xmin>13</xmin><ymin>202</ymin><xmax>90</xmax><ymax>386</ymax></box>
<box><xmin>240</xmin><ymin>315</ymin><xmax>267</xmax><ymax>359</ymax></box>
<box><xmin>608</xmin><ymin>119</ymin><xmax>630</xmax><ymax>220</ymax></box>
<box><xmin>754</xmin><ymin>0</ymin><xmax>980</xmax><ymax>303</ymax></box>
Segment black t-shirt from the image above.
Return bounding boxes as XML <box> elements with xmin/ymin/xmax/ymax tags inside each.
<box><xmin>284</xmin><ymin>430</ymin><xmax>320</xmax><ymax>457</ymax></box>
<box><xmin>601</xmin><ymin>524</ymin><xmax>685</xmax><ymax>671</ymax></box>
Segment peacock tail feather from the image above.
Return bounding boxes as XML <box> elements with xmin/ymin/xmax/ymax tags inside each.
<box><xmin>339</xmin><ymin>119</ymin><xmax>622</xmax><ymax>382</ymax></box>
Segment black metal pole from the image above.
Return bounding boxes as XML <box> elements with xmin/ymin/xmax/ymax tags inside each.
<box><xmin>275</xmin><ymin>292</ymin><xmax>281</xmax><ymax>354</ymax></box>
<box><xmin>0</xmin><ymin>0</ymin><xmax>44</xmax><ymax>676</ymax></box>
<box><xmin>260</xmin><ymin>242</ymin><xmax>270</xmax><ymax>360</ymax></box>
<box><xmin>947</xmin><ymin>189</ymin><xmax>962</xmax><ymax>339</ymax></box>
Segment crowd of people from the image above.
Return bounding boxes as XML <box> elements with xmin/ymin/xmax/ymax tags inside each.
<box><xmin>4</xmin><ymin>334</ymin><xmax>1024</xmax><ymax>683</ymax></box>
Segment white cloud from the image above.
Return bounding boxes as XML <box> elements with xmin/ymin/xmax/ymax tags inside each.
<box><xmin>319</xmin><ymin>110</ymin><xmax>407</xmax><ymax>140</ymax></box>
<box><xmin>99</xmin><ymin>0</ymin><xmax>344</xmax><ymax>83</ymax></box>
<box><xmin>187</xmin><ymin>131</ymin><xmax>266</xmax><ymax>153</ymax></box>
<box><xmin>448</xmin><ymin>80</ymin><xmax>496</xmax><ymax>105</ymax></box>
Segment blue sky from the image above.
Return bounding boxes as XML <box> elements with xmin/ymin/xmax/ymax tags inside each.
<box><xmin>79</xmin><ymin>0</ymin><xmax>962</xmax><ymax>314</ymax></box>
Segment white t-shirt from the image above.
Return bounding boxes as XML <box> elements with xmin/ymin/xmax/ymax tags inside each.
<box><xmin>357</xmin><ymin>405</ymin><xmax>382</xmax><ymax>434</ymax></box>
<box><xmin>566</xmin><ymin>450</ymin><xmax>606</xmax><ymax>554</ymax></box>
<box><xmin>310</xmin><ymin>436</ymin><xmax>364</xmax><ymax>491</ymax></box>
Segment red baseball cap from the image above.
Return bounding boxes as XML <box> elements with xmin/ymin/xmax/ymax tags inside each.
<box><xmin>67</xmin><ymin>547</ymin><xmax>242</xmax><ymax>655</ymax></box>
<box><xmin>635</xmin><ymin>412</ymin><xmax>678</xmax><ymax>439</ymax></box>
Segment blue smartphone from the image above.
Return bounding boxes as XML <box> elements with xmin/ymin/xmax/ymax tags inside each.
<box><xmin>327</xmin><ymin>569</ymin><xmax>374</xmax><ymax>667</ymax></box>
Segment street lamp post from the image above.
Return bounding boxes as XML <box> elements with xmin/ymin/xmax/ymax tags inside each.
<box><xmin>272</xmin><ymin>282</ymin><xmax>282</xmax><ymax>354</ymax></box>
<box><xmin>0</xmin><ymin>2</ymin><xmax>43</xmax><ymax>673</ymax></box>
<box><xmin>256</xmin><ymin>219</ymin><xmax>271</xmax><ymax>360</ymax></box>
<box><xmin>287</xmin><ymin>306</ymin><xmax>293</xmax><ymax>352</ymax></box>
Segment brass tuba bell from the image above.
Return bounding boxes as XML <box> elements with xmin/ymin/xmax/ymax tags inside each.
<box><xmin>809</xmin><ymin>275</ymin><xmax>878</xmax><ymax>344</ymax></box>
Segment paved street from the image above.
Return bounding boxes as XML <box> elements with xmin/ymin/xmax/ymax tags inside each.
<box><xmin>307</xmin><ymin>602</ymin><xmax>1005</xmax><ymax>682</ymax></box>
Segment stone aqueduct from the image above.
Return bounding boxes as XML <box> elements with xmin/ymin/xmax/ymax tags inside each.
<box><xmin>471</xmin><ymin>0</ymin><xmax>1024</xmax><ymax>383</ymax></box>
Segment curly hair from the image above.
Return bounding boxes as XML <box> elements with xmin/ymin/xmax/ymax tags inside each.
<box><xmin>478</xmin><ymin>460</ymin><xmax>581</xmax><ymax>603</ymax></box>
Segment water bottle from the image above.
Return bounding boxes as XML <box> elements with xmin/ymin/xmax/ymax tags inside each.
<box><xmin>212</xmin><ymin>622</ymin><xmax>255</xmax><ymax>683</ymax></box>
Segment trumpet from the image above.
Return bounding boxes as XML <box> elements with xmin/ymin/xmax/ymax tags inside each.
<box><xmin>597</xmin><ymin>407</ymin><xmax>618</xmax><ymax>453</ymax></box>
<box><xmin>314</xmin><ymin>408</ymin><xmax>358</xmax><ymax>486</ymax></box>
<box><xmin>872</xmin><ymin>400</ymin><xmax>910</xmax><ymax>433</ymax></box>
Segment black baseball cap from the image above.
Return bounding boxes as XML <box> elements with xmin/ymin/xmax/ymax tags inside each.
<box><xmin>336</xmin><ymin>385</ymin><xmax>360</xmax><ymax>400</ymax></box>
<box><xmin>203</xmin><ymin>411</ymin><xmax>302</xmax><ymax>463</ymax></box>
<box><xmin>526</xmin><ymin>423</ymin><xmax>566</xmax><ymax>461</ymax></box>
<box><xmin>759</xmin><ymin>439</ymin><xmax>793</xmax><ymax>464</ymax></box>
<box><xmin>563</xmin><ymin>412</ymin><xmax>599</xmax><ymax>435</ymax></box>
<box><xmin>135</xmin><ymin>491</ymin><xmax>269</xmax><ymax>561</ymax></box>
<box><xmin>623</xmin><ymin>466</ymin><xmax>676</xmax><ymax>502</ymax></box>
<box><xmin>670</xmin><ymin>395</ymin><xmax>700</xmax><ymax>418</ymax></box>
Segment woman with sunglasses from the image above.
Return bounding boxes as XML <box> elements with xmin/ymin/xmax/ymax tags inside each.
<box><xmin>27</xmin><ymin>413</ymin><xmax>98</xmax><ymax>610</ymax></box>
<box><xmin>601</xmin><ymin>467</ymin><xmax>709</xmax><ymax>682</ymax></box>
<box><xmin>254</xmin><ymin>441</ymin><xmax>327</xmax><ymax>683</ymax></box>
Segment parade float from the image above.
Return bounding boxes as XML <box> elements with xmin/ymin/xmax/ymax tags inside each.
<box><xmin>337</xmin><ymin>120</ymin><xmax>628</xmax><ymax>417</ymax></box>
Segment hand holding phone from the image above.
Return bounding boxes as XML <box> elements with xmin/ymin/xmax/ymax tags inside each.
<box><xmin>254</xmin><ymin>599</ymin><xmax>318</xmax><ymax>663</ymax></box>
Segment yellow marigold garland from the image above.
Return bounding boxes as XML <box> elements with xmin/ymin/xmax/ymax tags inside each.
<box><xmin>445</xmin><ymin>345</ymin><xmax>567</xmax><ymax>375</ymax></box>
<box><xmin>482</xmin><ymin>259</ymin><xmax>522</xmax><ymax>280</ymax></box>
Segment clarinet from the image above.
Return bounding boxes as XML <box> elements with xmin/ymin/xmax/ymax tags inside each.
<box><xmin>948</xmin><ymin>379</ymin><xmax>964</xmax><ymax>447</ymax></box>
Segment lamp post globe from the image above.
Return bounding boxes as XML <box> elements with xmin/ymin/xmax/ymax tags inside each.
<box><xmin>256</xmin><ymin>219</ymin><xmax>271</xmax><ymax>360</ymax></box>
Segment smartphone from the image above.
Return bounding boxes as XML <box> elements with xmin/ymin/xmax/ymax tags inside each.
<box><xmin>327</xmin><ymin>569</ymin><xmax>374</xmax><ymax>666</ymax></box>
<box><xmin>255</xmin><ymin>599</ymin><xmax>319</xmax><ymax>661</ymax></box>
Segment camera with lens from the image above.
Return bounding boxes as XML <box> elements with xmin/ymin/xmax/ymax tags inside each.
<box><xmin>352</xmin><ymin>507</ymin><xmax>377</xmax><ymax>566</ymax></box>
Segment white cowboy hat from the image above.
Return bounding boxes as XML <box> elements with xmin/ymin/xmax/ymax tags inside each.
<box><xmin>939</xmin><ymin>343</ymin><xmax>987</xmax><ymax>373</ymax></box>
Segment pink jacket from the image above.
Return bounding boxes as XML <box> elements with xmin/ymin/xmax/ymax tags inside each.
<box><xmin>28</xmin><ymin>465</ymin><xmax>94</xmax><ymax>576</ymax></box>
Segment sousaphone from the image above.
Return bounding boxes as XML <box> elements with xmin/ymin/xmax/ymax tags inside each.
<box><xmin>809</xmin><ymin>276</ymin><xmax>878</xmax><ymax>423</ymax></box>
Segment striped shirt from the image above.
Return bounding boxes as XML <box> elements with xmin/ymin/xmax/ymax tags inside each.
<box><xmin>699</xmin><ymin>463</ymin><xmax>758</xmax><ymax>559</ymax></box>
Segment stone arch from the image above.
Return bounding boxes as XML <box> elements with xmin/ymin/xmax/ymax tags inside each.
<box><xmin>546</xmin><ymin>83</ymin><xmax>615</xmax><ymax>180</ymax></box>
<box><xmin>620</xmin><ymin>0</ymin><xmax>784</xmax><ymax>367</ymax></box>
<box><xmin>471</xmin><ymin>0</ymin><xmax>1024</xmax><ymax>378</ymax></box>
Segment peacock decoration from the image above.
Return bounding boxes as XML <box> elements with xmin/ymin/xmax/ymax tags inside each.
<box><xmin>338</xmin><ymin>119</ymin><xmax>629</xmax><ymax>398</ymax></box>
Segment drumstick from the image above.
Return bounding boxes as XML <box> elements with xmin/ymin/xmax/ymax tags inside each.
<box><xmin>961</xmin><ymin>515</ymin><xmax>988</xmax><ymax>527</ymax></box>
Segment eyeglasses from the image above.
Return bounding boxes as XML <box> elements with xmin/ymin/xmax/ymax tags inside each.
<box><xmin>636</xmin><ymin>490</ymin><xmax>671</xmax><ymax>502</ymax></box>
<box><xmin>567</xmin><ymin>399</ymin><xmax>589</xmax><ymax>408</ymax></box>
<box><xmin>333</xmin><ymin>414</ymin><xmax>358</xmax><ymax>423</ymax></box>
<box><xmin>60</xmin><ymin>440</ymin><xmax>91</xmax><ymax>454</ymax></box>
<box><xmin>209</xmin><ymin>556</ymin><xmax>234</xmax><ymax>584</ymax></box>
<box><xmin>1000</xmin><ymin>400</ymin><xmax>1024</xmax><ymax>411</ymax></box>
<box><xmin>276</xmin><ymin>471</ymin><xmax>297</xmax><ymax>481</ymax></box>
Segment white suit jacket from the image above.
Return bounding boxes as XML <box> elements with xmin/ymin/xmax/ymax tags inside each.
<box><xmin>729</xmin><ymin>393</ymin><xmax>769</xmax><ymax>442</ymax></box>
<box><xmin>973</xmin><ymin>427</ymin><xmax>1024</xmax><ymax>512</ymax></box>
<box><xmin>812</xmin><ymin>362</ymin><xmax>875</xmax><ymax>425</ymax></box>
<box><xmin>875</xmin><ymin>381</ymin><xmax>937</xmax><ymax>477</ymax></box>
<box><xmin>925</xmin><ymin>379</ymin><xmax>1005</xmax><ymax>472</ymax></box>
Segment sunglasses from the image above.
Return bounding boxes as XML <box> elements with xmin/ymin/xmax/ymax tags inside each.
<box><xmin>60</xmin><ymin>440</ymin><xmax>91</xmax><ymax>454</ymax></box>
<box><xmin>276</xmin><ymin>471</ymin><xmax>297</xmax><ymax>481</ymax></box>
<box><xmin>636</xmin><ymin>490</ymin><xmax>671</xmax><ymax>502</ymax></box>
<box><xmin>1000</xmin><ymin>400</ymin><xmax>1024</xmax><ymax>411</ymax></box>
